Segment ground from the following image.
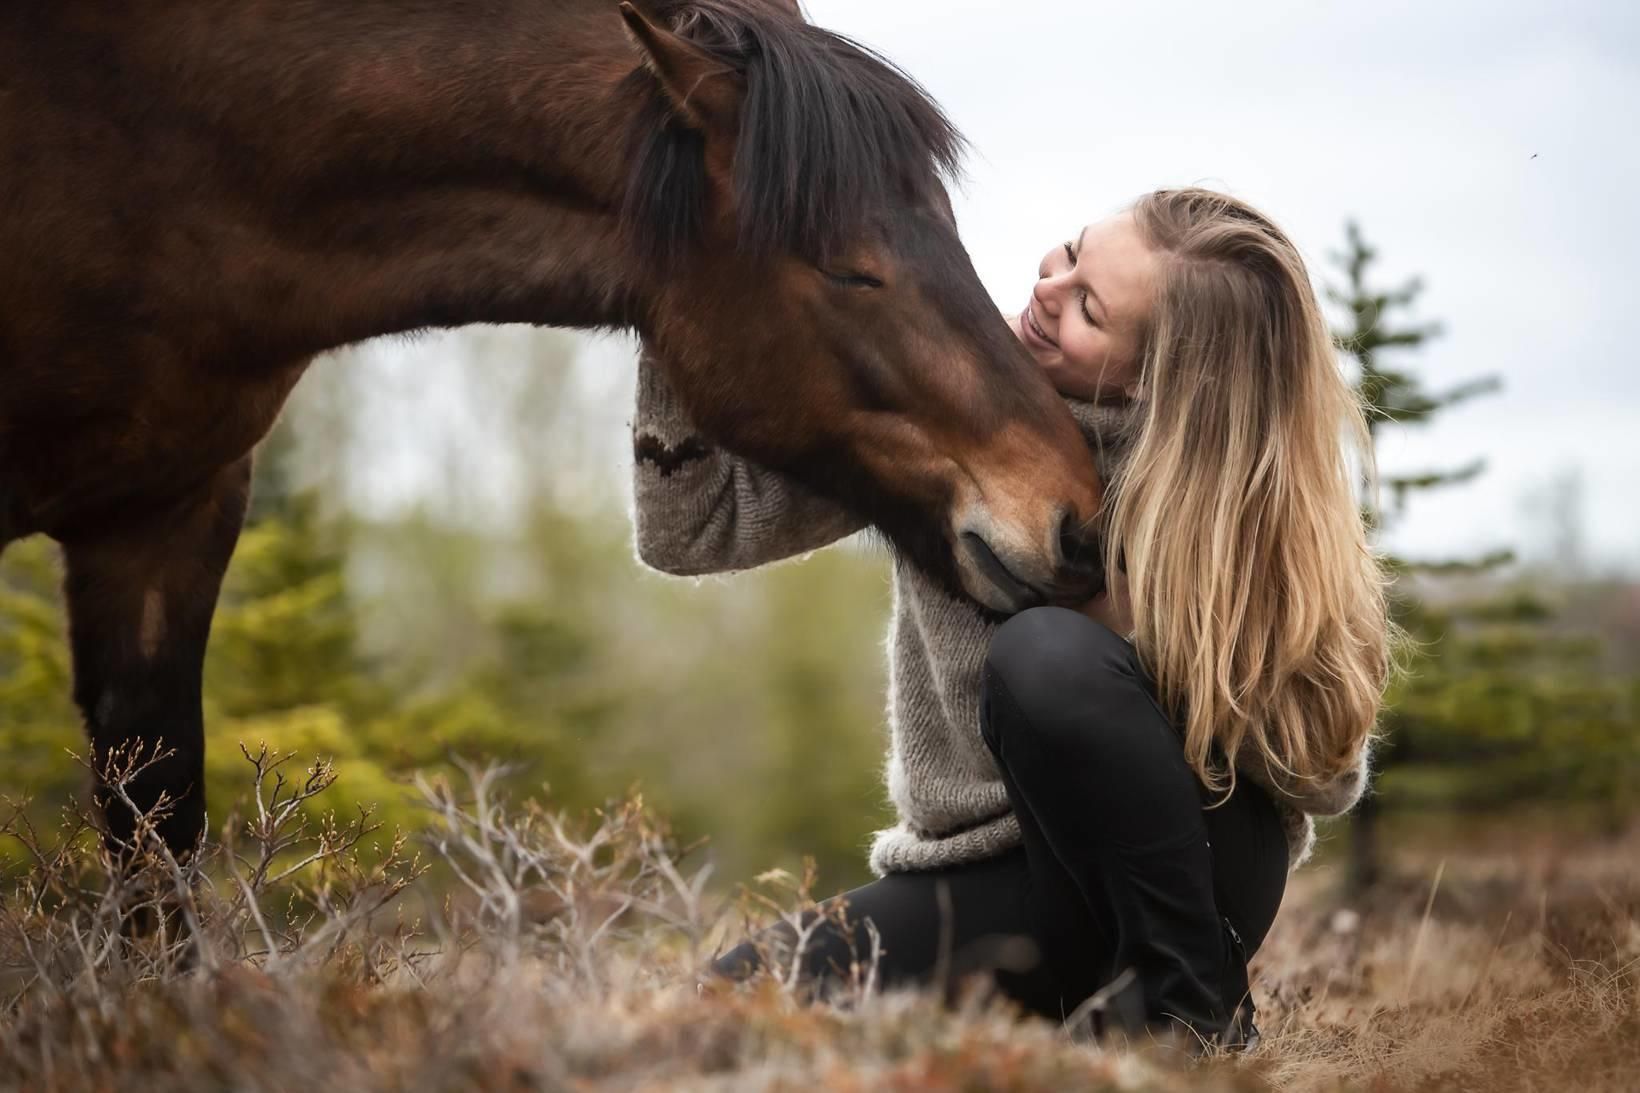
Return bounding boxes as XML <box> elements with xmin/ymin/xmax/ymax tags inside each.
<box><xmin>1</xmin><ymin>757</ymin><xmax>1634</xmax><ymax>1092</ymax></box>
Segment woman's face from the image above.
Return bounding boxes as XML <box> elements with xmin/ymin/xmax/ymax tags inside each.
<box><xmin>1008</xmin><ymin>210</ymin><xmax>1160</xmax><ymax>402</ymax></box>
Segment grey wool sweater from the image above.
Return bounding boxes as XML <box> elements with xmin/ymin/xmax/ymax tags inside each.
<box><xmin>628</xmin><ymin>350</ymin><xmax>1370</xmax><ymax>877</ymax></box>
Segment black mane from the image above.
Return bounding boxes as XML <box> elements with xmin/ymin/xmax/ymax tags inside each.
<box><xmin>621</xmin><ymin>0</ymin><xmax>966</xmax><ymax>263</ymax></box>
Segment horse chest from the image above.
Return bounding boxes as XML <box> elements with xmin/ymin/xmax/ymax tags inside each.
<box><xmin>3</xmin><ymin>358</ymin><xmax>308</xmax><ymax>536</ymax></box>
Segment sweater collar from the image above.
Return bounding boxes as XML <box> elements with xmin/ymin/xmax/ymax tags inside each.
<box><xmin>1063</xmin><ymin>395</ymin><xmax>1141</xmax><ymax>458</ymax></box>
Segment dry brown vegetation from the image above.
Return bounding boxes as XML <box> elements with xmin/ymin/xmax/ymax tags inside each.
<box><xmin>1</xmin><ymin>749</ymin><xmax>1634</xmax><ymax>1093</ymax></box>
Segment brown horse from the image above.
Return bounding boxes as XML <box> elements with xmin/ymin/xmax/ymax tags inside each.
<box><xmin>0</xmin><ymin>0</ymin><xmax>1106</xmax><ymax>861</ymax></box>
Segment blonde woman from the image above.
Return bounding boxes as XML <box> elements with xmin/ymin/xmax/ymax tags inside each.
<box><xmin>631</xmin><ymin>188</ymin><xmax>1394</xmax><ymax>1051</ymax></box>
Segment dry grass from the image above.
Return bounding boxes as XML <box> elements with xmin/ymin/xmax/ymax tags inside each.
<box><xmin>1246</xmin><ymin>827</ymin><xmax>1640</xmax><ymax>1091</ymax></box>
<box><xmin>0</xmin><ymin>749</ymin><xmax>1634</xmax><ymax>1093</ymax></box>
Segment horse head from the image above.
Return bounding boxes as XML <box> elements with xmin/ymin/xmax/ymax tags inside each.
<box><xmin>620</xmin><ymin>0</ymin><xmax>1105</xmax><ymax>612</ymax></box>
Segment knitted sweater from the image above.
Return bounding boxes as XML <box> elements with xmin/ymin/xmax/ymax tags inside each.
<box><xmin>628</xmin><ymin>350</ymin><xmax>1370</xmax><ymax>876</ymax></box>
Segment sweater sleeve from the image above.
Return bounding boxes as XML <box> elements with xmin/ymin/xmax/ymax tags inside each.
<box><xmin>1238</xmin><ymin>736</ymin><xmax>1374</xmax><ymax>818</ymax></box>
<box><xmin>629</xmin><ymin>348</ymin><xmax>869</xmax><ymax>576</ymax></box>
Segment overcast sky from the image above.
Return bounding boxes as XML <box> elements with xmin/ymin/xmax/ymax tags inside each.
<box><xmin>356</xmin><ymin>0</ymin><xmax>1638</xmax><ymax>573</ymax></box>
<box><xmin>796</xmin><ymin>0</ymin><xmax>1640</xmax><ymax>571</ymax></box>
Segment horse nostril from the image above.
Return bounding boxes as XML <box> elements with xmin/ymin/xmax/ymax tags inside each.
<box><xmin>1056</xmin><ymin>511</ymin><xmax>1107</xmax><ymax>600</ymax></box>
<box><xmin>1057</xmin><ymin>510</ymin><xmax>1101</xmax><ymax>571</ymax></box>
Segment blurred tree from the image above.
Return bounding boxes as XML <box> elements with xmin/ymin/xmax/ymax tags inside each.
<box><xmin>0</xmin><ymin>538</ymin><xmax>81</xmax><ymax>830</ymax></box>
<box><xmin>1330</xmin><ymin>224</ymin><xmax>1638</xmax><ymax>893</ymax></box>
<box><xmin>1330</xmin><ymin>219</ymin><xmax>1500</xmax><ymax>891</ymax></box>
<box><xmin>1328</xmin><ymin>220</ymin><xmax>1504</xmax><ymax>535</ymax></box>
<box><xmin>1</xmin><ymin>327</ymin><xmax>897</xmax><ymax>893</ymax></box>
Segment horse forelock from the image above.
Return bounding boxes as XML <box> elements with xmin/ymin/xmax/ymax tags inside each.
<box><xmin>621</xmin><ymin>0</ymin><xmax>967</xmax><ymax>264</ymax></box>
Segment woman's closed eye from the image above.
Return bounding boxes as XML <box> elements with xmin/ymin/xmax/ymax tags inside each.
<box><xmin>1063</xmin><ymin>241</ymin><xmax>1099</xmax><ymax>327</ymax></box>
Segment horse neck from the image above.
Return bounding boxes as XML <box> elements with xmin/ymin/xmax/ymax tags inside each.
<box><xmin>65</xmin><ymin>1</ymin><xmax>664</xmax><ymax>359</ymax></box>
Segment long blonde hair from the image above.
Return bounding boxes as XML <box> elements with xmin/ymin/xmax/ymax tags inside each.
<box><xmin>1109</xmin><ymin>187</ymin><xmax>1395</xmax><ymax>799</ymax></box>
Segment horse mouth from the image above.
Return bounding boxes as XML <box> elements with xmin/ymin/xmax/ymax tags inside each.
<box><xmin>960</xmin><ymin>531</ymin><xmax>1043</xmax><ymax>611</ymax></box>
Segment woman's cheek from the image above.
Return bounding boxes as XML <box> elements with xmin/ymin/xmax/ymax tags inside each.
<box><xmin>1066</xmin><ymin>332</ymin><xmax>1098</xmax><ymax>376</ymax></box>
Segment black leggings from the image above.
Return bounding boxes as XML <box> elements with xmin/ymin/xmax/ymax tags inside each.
<box><xmin>710</xmin><ymin>607</ymin><xmax>1289</xmax><ymax>1036</ymax></box>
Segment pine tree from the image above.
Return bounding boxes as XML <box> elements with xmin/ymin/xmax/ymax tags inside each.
<box><xmin>1329</xmin><ymin>221</ymin><xmax>1504</xmax><ymax>537</ymax></box>
<box><xmin>1329</xmin><ymin>221</ymin><xmax>1500</xmax><ymax>892</ymax></box>
<box><xmin>1329</xmin><ymin>224</ymin><xmax>1638</xmax><ymax>893</ymax></box>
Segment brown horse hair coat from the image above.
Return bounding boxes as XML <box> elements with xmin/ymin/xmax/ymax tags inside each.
<box><xmin>0</xmin><ymin>0</ymin><xmax>1106</xmax><ymax>862</ymax></box>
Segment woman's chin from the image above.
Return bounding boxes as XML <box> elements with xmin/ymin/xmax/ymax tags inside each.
<box><xmin>1027</xmin><ymin>345</ymin><xmax>1059</xmax><ymax>371</ymax></box>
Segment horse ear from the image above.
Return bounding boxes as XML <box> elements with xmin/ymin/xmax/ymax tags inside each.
<box><xmin>619</xmin><ymin>2</ymin><xmax>742</xmax><ymax>136</ymax></box>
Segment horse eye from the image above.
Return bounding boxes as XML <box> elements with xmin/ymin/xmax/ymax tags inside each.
<box><xmin>822</xmin><ymin>269</ymin><xmax>885</xmax><ymax>289</ymax></box>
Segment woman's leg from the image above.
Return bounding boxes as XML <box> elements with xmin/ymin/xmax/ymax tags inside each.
<box><xmin>708</xmin><ymin>849</ymin><xmax>1066</xmax><ymax>1017</ymax></box>
<box><xmin>1202</xmin><ymin>764</ymin><xmax>1289</xmax><ymax>956</ymax></box>
<box><xmin>979</xmin><ymin>606</ymin><xmax>1288</xmax><ymax>1041</ymax></box>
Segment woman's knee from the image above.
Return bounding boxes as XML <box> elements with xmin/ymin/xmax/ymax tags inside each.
<box><xmin>984</xmin><ymin>608</ymin><xmax>1137</xmax><ymax>733</ymax></box>
<box><xmin>988</xmin><ymin>607</ymin><xmax>1131</xmax><ymax>685</ymax></box>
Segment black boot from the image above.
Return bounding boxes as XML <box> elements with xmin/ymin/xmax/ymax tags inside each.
<box><xmin>1064</xmin><ymin>967</ymin><xmax>1148</xmax><ymax>1045</ymax></box>
<box><xmin>1212</xmin><ymin>915</ymin><xmax>1262</xmax><ymax>1054</ymax></box>
<box><xmin>1065</xmin><ymin>924</ymin><xmax>1262</xmax><ymax>1059</ymax></box>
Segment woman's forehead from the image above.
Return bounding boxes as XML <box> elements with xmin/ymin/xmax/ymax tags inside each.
<box><xmin>1080</xmin><ymin>213</ymin><xmax>1158</xmax><ymax>328</ymax></box>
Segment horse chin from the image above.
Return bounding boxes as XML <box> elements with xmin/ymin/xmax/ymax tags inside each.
<box><xmin>797</xmin><ymin>460</ymin><xmax>1066</xmax><ymax>616</ymax></box>
<box><xmin>869</xmin><ymin>513</ymin><xmax>1072</xmax><ymax>620</ymax></box>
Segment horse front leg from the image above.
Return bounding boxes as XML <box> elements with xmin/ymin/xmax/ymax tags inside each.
<box><xmin>59</xmin><ymin>456</ymin><xmax>253</xmax><ymax>864</ymax></box>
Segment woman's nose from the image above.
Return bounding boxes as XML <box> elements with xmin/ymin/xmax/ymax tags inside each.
<box><xmin>1033</xmin><ymin>277</ymin><xmax>1062</xmax><ymax>318</ymax></box>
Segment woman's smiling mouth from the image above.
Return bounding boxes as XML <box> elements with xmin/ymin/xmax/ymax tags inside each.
<box><xmin>1023</xmin><ymin>303</ymin><xmax>1059</xmax><ymax>350</ymax></box>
